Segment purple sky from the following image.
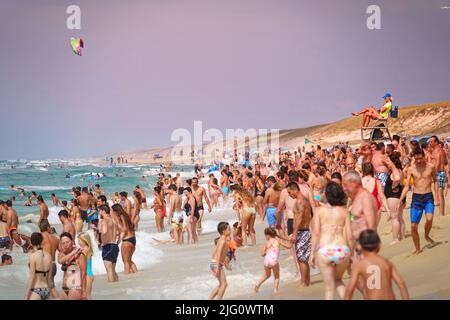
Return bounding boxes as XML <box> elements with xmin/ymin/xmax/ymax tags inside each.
<box><xmin>1</xmin><ymin>0</ymin><xmax>449</xmax><ymax>159</ymax></box>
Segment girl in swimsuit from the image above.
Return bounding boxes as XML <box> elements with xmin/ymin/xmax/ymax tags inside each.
<box><xmin>310</xmin><ymin>182</ymin><xmax>354</xmax><ymax>300</ymax></box>
<box><xmin>111</xmin><ymin>204</ymin><xmax>138</xmax><ymax>274</ymax></box>
<box><xmin>254</xmin><ymin>228</ymin><xmax>291</xmax><ymax>293</ymax></box>
<box><xmin>78</xmin><ymin>232</ymin><xmax>94</xmax><ymax>299</ymax></box>
<box><xmin>25</xmin><ymin>233</ymin><xmax>52</xmax><ymax>300</ymax></box>
<box><xmin>151</xmin><ymin>186</ymin><xmax>165</xmax><ymax>233</ymax></box>
<box><xmin>232</xmin><ymin>187</ymin><xmax>256</xmax><ymax>247</ymax></box>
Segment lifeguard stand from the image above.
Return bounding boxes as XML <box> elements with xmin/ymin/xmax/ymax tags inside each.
<box><xmin>360</xmin><ymin>106</ymin><xmax>398</xmax><ymax>142</ymax></box>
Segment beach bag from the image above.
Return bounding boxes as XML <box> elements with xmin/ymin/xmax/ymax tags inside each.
<box><xmin>371</xmin><ymin>123</ymin><xmax>385</xmax><ymax>139</ymax></box>
<box><xmin>390</xmin><ymin>106</ymin><xmax>399</xmax><ymax>118</ymax></box>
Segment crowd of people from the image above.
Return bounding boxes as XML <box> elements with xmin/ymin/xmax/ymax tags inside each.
<box><xmin>0</xmin><ymin>133</ymin><xmax>448</xmax><ymax>300</ymax></box>
<box><xmin>208</xmin><ymin>134</ymin><xmax>448</xmax><ymax>300</ymax></box>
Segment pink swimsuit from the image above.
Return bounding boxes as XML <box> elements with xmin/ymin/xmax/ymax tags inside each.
<box><xmin>264</xmin><ymin>241</ymin><xmax>280</xmax><ymax>268</ymax></box>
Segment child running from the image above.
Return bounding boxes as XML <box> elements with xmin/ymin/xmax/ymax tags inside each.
<box><xmin>344</xmin><ymin>230</ymin><xmax>410</xmax><ymax>300</ymax></box>
<box><xmin>209</xmin><ymin>222</ymin><xmax>231</xmax><ymax>300</ymax></box>
<box><xmin>254</xmin><ymin>228</ymin><xmax>291</xmax><ymax>293</ymax></box>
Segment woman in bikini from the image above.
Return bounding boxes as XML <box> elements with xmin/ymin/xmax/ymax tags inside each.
<box><xmin>361</xmin><ymin>162</ymin><xmax>389</xmax><ymax>226</ymax></box>
<box><xmin>25</xmin><ymin>233</ymin><xmax>52</xmax><ymax>300</ymax></box>
<box><xmin>232</xmin><ymin>187</ymin><xmax>256</xmax><ymax>247</ymax></box>
<box><xmin>71</xmin><ymin>199</ymin><xmax>83</xmax><ymax>235</ymax></box>
<box><xmin>111</xmin><ymin>204</ymin><xmax>138</xmax><ymax>274</ymax></box>
<box><xmin>132</xmin><ymin>190</ymin><xmax>142</xmax><ymax>230</ymax></box>
<box><xmin>311</xmin><ymin>165</ymin><xmax>327</xmax><ymax>206</ymax></box>
<box><xmin>310</xmin><ymin>182</ymin><xmax>354</xmax><ymax>300</ymax></box>
<box><xmin>254</xmin><ymin>171</ymin><xmax>266</xmax><ymax>219</ymax></box>
<box><xmin>151</xmin><ymin>186</ymin><xmax>165</xmax><ymax>233</ymax></box>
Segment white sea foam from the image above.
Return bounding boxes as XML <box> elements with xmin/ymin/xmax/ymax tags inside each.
<box><xmin>21</xmin><ymin>185</ymin><xmax>70</xmax><ymax>191</ymax></box>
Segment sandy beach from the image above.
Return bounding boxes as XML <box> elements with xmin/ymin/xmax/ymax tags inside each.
<box><xmin>3</xmin><ymin>190</ymin><xmax>448</xmax><ymax>300</ymax></box>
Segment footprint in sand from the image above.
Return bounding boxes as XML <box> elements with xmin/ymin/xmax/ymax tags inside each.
<box><xmin>424</xmin><ymin>241</ymin><xmax>442</xmax><ymax>250</ymax></box>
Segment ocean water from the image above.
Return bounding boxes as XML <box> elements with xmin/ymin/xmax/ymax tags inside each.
<box><xmin>0</xmin><ymin>160</ymin><xmax>193</xmax><ymax>218</ymax></box>
<box><xmin>0</xmin><ymin>161</ymin><xmax>260</xmax><ymax>299</ymax></box>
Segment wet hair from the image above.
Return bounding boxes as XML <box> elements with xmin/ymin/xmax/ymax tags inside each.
<box><xmin>39</xmin><ymin>219</ymin><xmax>51</xmax><ymax>232</ymax></box>
<box><xmin>30</xmin><ymin>232</ymin><xmax>43</xmax><ymax>247</ymax></box>
<box><xmin>5</xmin><ymin>200</ymin><xmax>12</xmax><ymax>207</ymax></box>
<box><xmin>119</xmin><ymin>192</ymin><xmax>128</xmax><ymax>197</ymax></box>
<box><xmin>214</xmin><ymin>237</ymin><xmax>219</xmax><ymax>245</ymax></box>
<box><xmin>358</xmin><ymin>230</ymin><xmax>381</xmax><ymax>252</ymax></box>
<box><xmin>37</xmin><ymin>195</ymin><xmax>44</xmax><ymax>202</ymax></box>
<box><xmin>362</xmin><ymin>162</ymin><xmax>375</xmax><ymax>177</ymax></box>
<box><xmin>133</xmin><ymin>190</ymin><xmax>142</xmax><ymax>203</ymax></box>
<box><xmin>325</xmin><ymin>182</ymin><xmax>346</xmax><ymax>206</ymax></box>
<box><xmin>58</xmin><ymin>209</ymin><xmax>69</xmax><ymax>219</ymax></box>
<box><xmin>264</xmin><ymin>227</ymin><xmax>277</xmax><ymax>238</ymax></box>
<box><xmin>217</xmin><ymin>221</ymin><xmax>229</xmax><ymax>235</ymax></box>
<box><xmin>82</xmin><ymin>187</ymin><xmax>88</xmax><ymax>193</ymax></box>
<box><xmin>97</xmin><ymin>195</ymin><xmax>107</xmax><ymax>203</ymax></box>
<box><xmin>169</xmin><ymin>184</ymin><xmax>178</xmax><ymax>191</ymax></box>
<box><xmin>95</xmin><ymin>184</ymin><xmax>100</xmax><ymax>188</ymax></box>
<box><xmin>1</xmin><ymin>254</ymin><xmax>12</xmax><ymax>263</ymax></box>
<box><xmin>287</xmin><ymin>181</ymin><xmax>300</xmax><ymax>191</ymax></box>
<box><xmin>51</xmin><ymin>193</ymin><xmax>56</xmax><ymax>197</ymax></box>
<box><xmin>331</xmin><ymin>172</ymin><xmax>342</xmax><ymax>182</ymax></box>
<box><xmin>60</xmin><ymin>232</ymin><xmax>73</xmax><ymax>241</ymax></box>
<box><xmin>111</xmin><ymin>204</ymin><xmax>134</xmax><ymax>232</ymax></box>
<box><xmin>183</xmin><ymin>187</ymin><xmax>192</xmax><ymax>193</ymax></box>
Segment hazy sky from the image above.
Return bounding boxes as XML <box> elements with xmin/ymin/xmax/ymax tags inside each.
<box><xmin>1</xmin><ymin>0</ymin><xmax>449</xmax><ymax>159</ymax></box>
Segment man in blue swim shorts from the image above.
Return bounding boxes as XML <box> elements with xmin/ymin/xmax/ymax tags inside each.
<box><xmin>398</xmin><ymin>147</ymin><xmax>436</xmax><ymax>255</ymax></box>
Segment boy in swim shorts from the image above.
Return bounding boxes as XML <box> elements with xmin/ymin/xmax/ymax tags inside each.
<box><xmin>209</xmin><ymin>222</ymin><xmax>231</xmax><ymax>300</ymax></box>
